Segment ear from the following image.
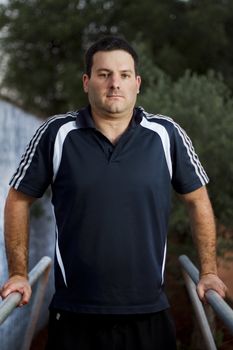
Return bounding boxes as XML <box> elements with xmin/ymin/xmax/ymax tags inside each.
<box><xmin>82</xmin><ymin>74</ymin><xmax>89</xmax><ymax>93</ymax></box>
<box><xmin>136</xmin><ymin>75</ymin><xmax>141</xmax><ymax>93</ymax></box>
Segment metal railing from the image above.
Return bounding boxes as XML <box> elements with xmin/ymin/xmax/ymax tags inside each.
<box><xmin>179</xmin><ymin>254</ymin><xmax>233</xmax><ymax>350</ymax></box>
<box><xmin>0</xmin><ymin>256</ymin><xmax>52</xmax><ymax>350</ymax></box>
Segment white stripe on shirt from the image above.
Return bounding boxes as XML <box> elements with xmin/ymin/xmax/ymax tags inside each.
<box><xmin>143</xmin><ymin>110</ymin><xmax>209</xmax><ymax>185</ymax></box>
<box><xmin>140</xmin><ymin>116</ymin><xmax>173</xmax><ymax>178</ymax></box>
<box><xmin>10</xmin><ymin>114</ymin><xmax>76</xmax><ymax>189</ymax></box>
<box><xmin>53</xmin><ymin>121</ymin><xmax>78</xmax><ymax>181</ymax></box>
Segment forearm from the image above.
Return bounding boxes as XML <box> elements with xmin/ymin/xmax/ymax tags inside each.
<box><xmin>0</xmin><ymin>189</ymin><xmax>35</xmax><ymax>305</ymax></box>
<box><xmin>180</xmin><ymin>187</ymin><xmax>227</xmax><ymax>300</ymax></box>
<box><xmin>4</xmin><ymin>188</ymin><xmax>33</xmax><ymax>278</ymax></box>
<box><xmin>188</xmin><ymin>197</ymin><xmax>217</xmax><ymax>276</ymax></box>
<box><xmin>180</xmin><ymin>186</ymin><xmax>217</xmax><ymax>275</ymax></box>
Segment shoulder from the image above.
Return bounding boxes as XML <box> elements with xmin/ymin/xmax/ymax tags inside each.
<box><xmin>138</xmin><ymin>107</ymin><xmax>179</xmax><ymax>136</ymax></box>
<box><xmin>35</xmin><ymin>111</ymin><xmax>79</xmax><ymax>140</ymax></box>
<box><xmin>43</xmin><ymin>111</ymin><xmax>78</xmax><ymax>130</ymax></box>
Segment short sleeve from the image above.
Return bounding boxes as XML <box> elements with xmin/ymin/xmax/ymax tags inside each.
<box><xmin>171</xmin><ymin>123</ymin><xmax>209</xmax><ymax>194</ymax></box>
<box><xmin>9</xmin><ymin>120</ymin><xmax>55</xmax><ymax>198</ymax></box>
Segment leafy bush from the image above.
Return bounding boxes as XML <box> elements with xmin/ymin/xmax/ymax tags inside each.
<box><xmin>138</xmin><ymin>68</ymin><xmax>233</xmax><ymax>231</ymax></box>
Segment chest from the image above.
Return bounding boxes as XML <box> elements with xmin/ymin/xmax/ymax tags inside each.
<box><xmin>52</xmin><ymin>127</ymin><xmax>171</xmax><ymax>196</ymax></box>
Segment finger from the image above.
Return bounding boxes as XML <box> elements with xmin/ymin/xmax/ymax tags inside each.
<box><xmin>215</xmin><ymin>285</ymin><xmax>227</xmax><ymax>298</ymax></box>
<box><xmin>19</xmin><ymin>286</ymin><xmax>32</xmax><ymax>306</ymax></box>
<box><xmin>196</xmin><ymin>284</ymin><xmax>205</xmax><ymax>301</ymax></box>
<box><xmin>1</xmin><ymin>286</ymin><xmax>16</xmax><ymax>299</ymax></box>
<box><xmin>198</xmin><ymin>280</ymin><xmax>227</xmax><ymax>300</ymax></box>
<box><xmin>1</xmin><ymin>283</ymin><xmax>30</xmax><ymax>302</ymax></box>
<box><xmin>210</xmin><ymin>279</ymin><xmax>227</xmax><ymax>297</ymax></box>
<box><xmin>21</xmin><ymin>293</ymin><xmax>31</xmax><ymax>306</ymax></box>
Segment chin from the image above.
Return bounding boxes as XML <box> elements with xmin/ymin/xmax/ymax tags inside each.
<box><xmin>108</xmin><ymin>108</ymin><xmax>124</xmax><ymax>115</ymax></box>
<box><xmin>106</xmin><ymin>103</ymin><xmax>125</xmax><ymax>113</ymax></box>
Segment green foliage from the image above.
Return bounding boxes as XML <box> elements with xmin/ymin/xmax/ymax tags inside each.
<box><xmin>0</xmin><ymin>0</ymin><xmax>232</xmax><ymax>230</ymax></box>
<box><xmin>138</xmin><ymin>68</ymin><xmax>233</xmax><ymax>231</ymax></box>
<box><xmin>2</xmin><ymin>0</ymin><xmax>233</xmax><ymax>115</ymax></box>
<box><xmin>0</xmin><ymin>0</ymin><xmax>117</xmax><ymax>115</ymax></box>
<box><xmin>116</xmin><ymin>0</ymin><xmax>233</xmax><ymax>86</ymax></box>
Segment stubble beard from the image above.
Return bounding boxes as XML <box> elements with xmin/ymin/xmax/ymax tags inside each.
<box><xmin>101</xmin><ymin>97</ymin><xmax>128</xmax><ymax>117</ymax></box>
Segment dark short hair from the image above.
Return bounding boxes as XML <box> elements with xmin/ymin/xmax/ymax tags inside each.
<box><xmin>85</xmin><ymin>36</ymin><xmax>139</xmax><ymax>77</ymax></box>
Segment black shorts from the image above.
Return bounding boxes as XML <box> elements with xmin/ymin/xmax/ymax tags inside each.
<box><xmin>46</xmin><ymin>308</ymin><xmax>177</xmax><ymax>350</ymax></box>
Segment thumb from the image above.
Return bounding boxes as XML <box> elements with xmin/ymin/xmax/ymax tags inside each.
<box><xmin>196</xmin><ymin>283</ymin><xmax>206</xmax><ymax>302</ymax></box>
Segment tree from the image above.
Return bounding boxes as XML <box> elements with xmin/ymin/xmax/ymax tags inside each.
<box><xmin>115</xmin><ymin>0</ymin><xmax>233</xmax><ymax>87</ymax></box>
<box><xmin>0</xmin><ymin>0</ymin><xmax>118</xmax><ymax>116</ymax></box>
<box><xmin>138</xmin><ymin>68</ymin><xmax>233</xmax><ymax>231</ymax></box>
<box><xmin>0</xmin><ymin>0</ymin><xmax>232</xmax><ymax>229</ymax></box>
<box><xmin>1</xmin><ymin>0</ymin><xmax>233</xmax><ymax>116</ymax></box>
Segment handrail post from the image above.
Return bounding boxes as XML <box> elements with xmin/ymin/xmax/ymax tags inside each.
<box><xmin>179</xmin><ymin>254</ymin><xmax>233</xmax><ymax>346</ymax></box>
<box><xmin>22</xmin><ymin>257</ymin><xmax>52</xmax><ymax>350</ymax></box>
<box><xmin>181</xmin><ymin>269</ymin><xmax>217</xmax><ymax>350</ymax></box>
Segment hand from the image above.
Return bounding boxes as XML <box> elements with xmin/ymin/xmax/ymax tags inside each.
<box><xmin>0</xmin><ymin>275</ymin><xmax>32</xmax><ymax>307</ymax></box>
<box><xmin>197</xmin><ymin>273</ymin><xmax>228</xmax><ymax>303</ymax></box>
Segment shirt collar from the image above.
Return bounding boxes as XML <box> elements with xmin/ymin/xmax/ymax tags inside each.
<box><xmin>75</xmin><ymin>105</ymin><xmax>95</xmax><ymax>129</ymax></box>
<box><xmin>76</xmin><ymin>105</ymin><xmax>143</xmax><ymax>129</ymax></box>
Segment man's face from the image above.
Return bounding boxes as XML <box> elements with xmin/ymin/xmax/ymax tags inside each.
<box><xmin>83</xmin><ymin>50</ymin><xmax>141</xmax><ymax>118</ymax></box>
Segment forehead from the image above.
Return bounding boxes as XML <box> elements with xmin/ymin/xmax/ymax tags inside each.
<box><xmin>92</xmin><ymin>50</ymin><xmax>135</xmax><ymax>71</ymax></box>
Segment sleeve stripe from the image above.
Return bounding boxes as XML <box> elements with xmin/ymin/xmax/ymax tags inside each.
<box><xmin>173</xmin><ymin>122</ymin><xmax>209</xmax><ymax>184</ymax></box>
<box><xmin>53</xmin><ymin>121</ymin><xmax>78</xmax><ymax>181</ymax></box>
<box><xmin>9</xmin><ymin>114</ymin><xmax>76</xmax><ymax>189</ymax></box>
<box><xmin>142</xmin><ymin>110</ymin><xmax>209</xmax><ymax>185</ymax></box>
<box><xmin>140</xmin><ymin>116</ymin><xmax>172</xmax><ymax>178</ymax></box>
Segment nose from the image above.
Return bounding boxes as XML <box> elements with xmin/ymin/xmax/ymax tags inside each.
<box><xmin>109</xmin><ymin>73</ymin><xmax>120</xmax><ymax>90</ymax></box>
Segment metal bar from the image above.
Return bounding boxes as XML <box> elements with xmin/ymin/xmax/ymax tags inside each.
<box><xmin>28</xmin><ymin>256</ymin><xmax>52</xmax><ymax>287</ymax></box>
<box><xmin>0</xmin><ymin>292</ymin><xmax>22</xmax><ymax>325</ymax></box>
<box><xmin>21</xmin><ymin>257</ymin><xmax>52</xmax><ymax>350</ymax></box>
<box><xmin>179</xmin><ymin>254</ymin><xmax>233</xmax><ymax>335</ymax></box>
<box><xmin>182</xmin><ymin>270</ymin><xmax>217</xmax><ymax>350</ymax></box>
<box><xmin>0</xmin><ymin>256</ymin><xmax>52</xmax><ymax>326</ymax></box>
<box><xmin>205</xmin><ymin>290</ymin><xmax>233</xmax><ymax>335</ymax></box>
<box><xmin>179</xmin><ymin>255</ymin><xmax>199</xmax><ymax>284</ymax></box>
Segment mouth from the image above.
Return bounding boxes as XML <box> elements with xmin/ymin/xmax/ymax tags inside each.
<box><xmin>106</xmin><ymin>95</ymin><xmax>124</xmax><ymax>98</ymax></box>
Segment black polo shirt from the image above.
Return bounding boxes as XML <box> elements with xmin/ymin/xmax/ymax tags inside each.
<box><xmin>10</xmin><ymin>106</ymin><xmax>209</xmax><ymax>314</ymax></box>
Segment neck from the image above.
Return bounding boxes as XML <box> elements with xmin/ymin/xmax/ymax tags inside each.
<box><xmin>91</xmin><ymin>109</ymin><xmax>133</xmax><ymax>144</ymax></box>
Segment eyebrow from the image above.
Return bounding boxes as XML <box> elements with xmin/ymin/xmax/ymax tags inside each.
<box><xmin>96</xmin><ymin>68</ymin><xmax>134</xmax><ymax>73</ymax></box>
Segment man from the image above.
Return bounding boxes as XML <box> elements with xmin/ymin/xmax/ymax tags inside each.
<box><xmin>0</xmin><ymin>36</ymin><xmax>227</xmax><ymax>349</ymax></box>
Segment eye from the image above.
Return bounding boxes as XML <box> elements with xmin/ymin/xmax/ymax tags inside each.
<box><xmin>98</xmin><ymin>72</ymin><xmax>109</xmax><ymax>79</ymax></box>
<box><xmin>121</xmin><ymin>73</ymin><xmax>131</xmax><ymax>79</ymax></box>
